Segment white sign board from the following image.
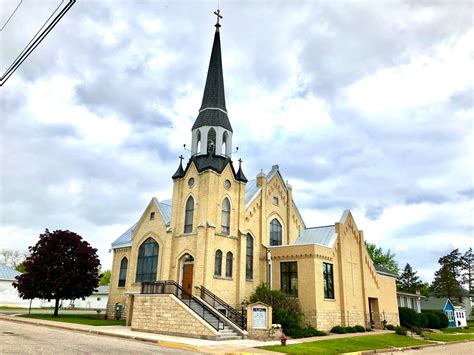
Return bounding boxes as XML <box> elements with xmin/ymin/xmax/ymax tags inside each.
<box><xmin>252</xmin><ymin>306</ymin><xmax>267</xmax><ymax>329</ymax></box>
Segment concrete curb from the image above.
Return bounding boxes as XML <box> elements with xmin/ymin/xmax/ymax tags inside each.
<box><xmin>0</xmin><ymin>315</ymin><xmax>200</xmax><ymax>352</ymax></box>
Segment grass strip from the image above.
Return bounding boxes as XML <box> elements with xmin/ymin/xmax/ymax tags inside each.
<box><xmin>424</xmin><ymin>333</ymin><xmax>474</xmax><ymax>342</ymax></box>
<box><xmin>19</xmin><ymin>313</ymin><xmax>125</xmax><ymax>326</ymax></box>
<box><xmin>262</xmin><ymin>334</ymin><xmax>429</xmax><ymax>354</ymax></box>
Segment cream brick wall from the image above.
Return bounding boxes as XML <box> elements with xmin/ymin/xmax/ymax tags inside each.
<box><xmin>131</xmin><ymin>294</ymin><xmax>218</xmax><ymax>339</ymax></box>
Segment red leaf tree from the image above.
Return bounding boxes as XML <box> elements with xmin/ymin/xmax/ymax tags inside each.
<box><xmin>14</xmin><ymin>229</ymin><xmax>101</xmax><ymax>316</ymax></box>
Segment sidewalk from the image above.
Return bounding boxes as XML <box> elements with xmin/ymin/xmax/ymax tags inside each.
<box><xmin>0</xmin><ymin>314</ymin><xmax>421</xmax><ymax>354</ymax></box>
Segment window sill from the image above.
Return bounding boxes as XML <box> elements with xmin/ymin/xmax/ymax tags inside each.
<box><xmin>215</xmin><ymin>233</ymin><xmax>237</xmax><ymax>239</ymax></box>
<box><xmin>246</xmin><ymin>278</ymin><xmax>254</xmax><ymax>282</ymax></box>
<box><xmin>213</xmin><ymin>275</ymin><xmax>233</xmax><ymax>281</ymax></box>
<box><xmin>324</xmin><ymin>298</ymin><xmax>336</xmax><ymax>302</ymax></box>
<box><xmin>176</xmin><ymin>232</ymin><xmax>198</xmax><ymax>237</ymax></box>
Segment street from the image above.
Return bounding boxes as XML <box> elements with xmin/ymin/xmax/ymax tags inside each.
<box><xmin>0</xmin><ymin>319</ymin><xmax>199</xmax><ymax>354</ymax></box>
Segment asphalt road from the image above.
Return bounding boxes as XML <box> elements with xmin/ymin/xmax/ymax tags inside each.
<box><xmin>363</xmin><ymin>341</ymin><xmax>474</xmax><ymax>354</ymax></box>
<box><xmin>0</xmin><ymin>319</ymin><xmax>199</xmax><ymax>354</ymax></box>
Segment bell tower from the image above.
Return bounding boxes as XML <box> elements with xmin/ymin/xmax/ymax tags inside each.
<box><xmin>190</xmin><ymin>9</ymin><xmax>233</xmax><ymax>158</ymax></box>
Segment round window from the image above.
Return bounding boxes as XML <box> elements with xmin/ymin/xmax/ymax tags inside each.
<box><xmin>224</xmin><ymin>179</ymin><xmax>231</xmax><ymax>190</ymax></box>
<box><xmin>188</xmin><ymin>177</ymin><xmax>195</xmax><ymax>187</ymax></box>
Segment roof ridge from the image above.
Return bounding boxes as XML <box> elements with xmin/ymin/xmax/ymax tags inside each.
<box><xmin>305</xmin><ymin>225</ymin><xmax>335</xmax><ymax>229</ymax></box>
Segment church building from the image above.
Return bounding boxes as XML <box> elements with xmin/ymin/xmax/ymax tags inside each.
<box><xmin>106</xmin><ymin>12</ymin><xmax>399</xmax><ymax>339</ymax></box>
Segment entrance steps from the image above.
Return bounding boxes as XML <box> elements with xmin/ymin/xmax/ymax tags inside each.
<box><xmin>217</xmin><ymin>325</ymin><xmax>241</xmax><ymax>340</ymax></box>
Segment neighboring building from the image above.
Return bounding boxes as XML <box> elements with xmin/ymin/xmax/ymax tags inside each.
<box><xmin>460</xmin><ymin>288</ymin><xmax>473</xmax><ymax>321</ymax></box>
<box><xmin>0</xmin><ymin>263</ymin><xmax>32</xmax><ymax>307</ymax></box>
<box><xmin>421</xmin><ymin>297</ymin><xmax>467</xmax><ymax>327</ymax></box>
<box><xmin>70</xmin><ymin>286</ymin><xmax>109</xmax><ymax>310</ymax></box>
<box><xmin>106</xmin><ymin>13</ymin><xmax>399</xmax><ymax>338</ymax></box>
<box><xmin>397</xmin><ymin>291</ymin><xmax>423</xmax><ymax>313</ymax></box>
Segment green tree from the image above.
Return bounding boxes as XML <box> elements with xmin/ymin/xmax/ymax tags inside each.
<box><xmin>397</xmin><ymin>263</ymin><xmax>423</xmax><ymax>293</ymax></box>
<box><xmin>100</xmin><ymin>269</ymin><xmax>111</xmax><ymax>285</ymax></box>
<box><xmin>461</xmin><ymin>247</ymin><xmax>473</xmax><ymax>293</ymax></box>
<box><xmin>418</xmin><ymin>282</ymin><xmax>431</xmax><ymax>297</ymax></box>
<box><xmin>365</xmin><ymin>242</ymin><xmax>399</xmax><ymax>273</ymax></box>
<box><xmin>14</xmin><ymin>229</ymin><xmax>101</xmax><ymax>317</ymax></box>
<box><xmin>431</xmin><ymin>249</ymin><xmax>464</xmax><ymax>303</ymax></box>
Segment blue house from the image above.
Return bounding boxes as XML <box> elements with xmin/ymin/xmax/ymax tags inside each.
<box><xmin>421</xmin><ymin>296</ymin><xmax>467</xmax><ymax>327</ymax></box>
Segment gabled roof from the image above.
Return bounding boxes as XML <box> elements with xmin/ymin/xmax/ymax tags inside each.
<box><xmin>374</xmin><ymin>264</ymin><xmax>398</xmax><ymax>278</ymax></box>
<box><xmin>420</xmin><ymin>296</ymin><xmax>452</xmax><ymax>311</ymax></box>
<box><xmin>294</xmin><ymin>225</ymin><xmax>336</xmax><ymax>248</ymax></box>
<box><xmin>0</xmin><ymin>263</ymin><xmax>21</xmax><ymax>281</ymax></box>
<box><xmin>111</xmin><ymin>198</ymin><xmax>172</xmax><ymax>249</ymax></box>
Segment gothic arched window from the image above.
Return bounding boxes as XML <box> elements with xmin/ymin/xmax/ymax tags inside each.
<box><xmin>226</xmin><ymin>251</ymin><xmax>233</xmax><ymax>278</ymax></box>
<box><xmin>221</xmin><ymin>198</ymin><xmax>231</xmax><ymax>235</ymax></box>
<box><xmin>246</xmin><ymin>234</ymin><xmax>253</xmax><ymax>280</ymax></box>
<box><xmin>214</xmin><ymin>250</ymin><xmax>222</xmax><ymax>276</ymax></box>
<box><xmin>208</xmin><ymin>128</ymin><xmax>216</xmax><ymax>154</ymax></box>
<box><xmin>270</xmin><ymin>218</ymin><xmax>282</xmax><ymax>246</ymax></box>
<box><xmin>184</xmin><ymin>196</ymin><xmax>194</xmax><ymax>233</ymax></box>
<box><xmin>118</xmin><ymin>257</ymin><xmax>128</xmax><ymax>287</ymax></box>
<box><xmin>136</xmin><ymin>238</ymin><xmax>159</xmax><ymax>283</ymax></box>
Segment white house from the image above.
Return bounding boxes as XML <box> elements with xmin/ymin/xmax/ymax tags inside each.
<box><xmin>454</xmin><ymin>306</ymin><xmax>467</xmax><ymax>327</ymax></box>
<box><xmin>397</xmin><ymin>291</ymin><xmax>423</xmax><ymax>313</ymax></box>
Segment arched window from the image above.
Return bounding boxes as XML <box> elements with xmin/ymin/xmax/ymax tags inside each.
<box><xmin>184</xmin><ymin>196</ymin><xmax>194</xmax><ymax>233</ymax></box>
<box><xmin>222</xmin><ymin>131</ymin><xmax>228</xmax><ymax>156</ymax></box>
<box><xmin>118</xmin><ymin>257</ymin><xmax>128</xmax><ymax>287</ymax></box>
<box><xmin>214</xmin><ymin>250</ymin><xmax>222</xmax><ymax>276</ymax></box>
<box><xmin>136</xmin><ymin>238</ymin><xmax>159</xmax><ymax>283</ymax></box>
<box><xmin>221</xmin><ymin>198</ymin><xmax>231</xmax><ymax>235</ymax></box>
<box><xmin>270</xmin><ymin>218</ymin><xmax>282</xmax><ymax>246</ymax></box>
<box><xmin>225</xmin><ymin>252</ymin><xmax>233</xmax><ymax>278</ymax></box>
<box><xmin>246</xmin><ymin>234</ymin><xmax>253</xmax><ymax>280</ymax></box>
<box><xmin>196</xmin><ymin>130</ymin><xmax>201</xmax><ymax>154</ymax></box>
<box><xmin>208</xmin><ymin>128</ymin><xmax>216</xmax><ymax>154</ymax></box>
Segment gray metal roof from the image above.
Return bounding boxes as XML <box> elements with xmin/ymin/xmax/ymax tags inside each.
<box><xmin>0</xmin><ymin>263</ymin><xmax>21</xmax><ymax>280</ymax></box>
<box><xmin>294</xmin><ymin>225</ymin><xmax>337</xmax><ymax>248</ymax></box>
<box><xmin>374</xmin><ymin>264</ymin><xmax>398</xmax><ymax>278</ymax></box>
<box><xmin>94</xmin><ymin>285</ymin><xmax>109</xmax><ymax>295</ymax></box>
<box><xmin>245</xmin><ymin>179</ymin><xmax>260</xmax><ymax>205</ymax></box>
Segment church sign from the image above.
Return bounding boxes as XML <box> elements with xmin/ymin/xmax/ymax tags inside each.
<box><xmin>252</xmin><ymin>306</ymin><xmax>267</xmax><ymax>329</ymax></box>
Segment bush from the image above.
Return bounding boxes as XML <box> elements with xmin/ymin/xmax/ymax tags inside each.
<box><xmin>345</xmin><ymin>326</ymin><xmax>356</xmax><ymax>333</ymax></box>
<box><xmin>412</xmin><ymin>326</ymin><xmax>423</xmax><ymax>336</ymax></box>
<box><xmin>248</xmin><ymin>283</ymin><xmax>303</xmax><ymax>331</ymax></box>
<box><xmin>423</xmin><ymin>311</ymin><xmax>440</xmax><ymax>329</ymax></box>
<box><xmin>395</xmin><ymin>326</ymin><xmax>407</xmax><ymax>336</ymax></box>
<box><xmin>433</xmin><ymin>311</ymin><xmax>449</xmax><ymax>329</ymax></box>
<box><xmin>354</xmin><ymin>325</ymin><xmax>366</xmax><ymax>332</ymax></box>
<box><xmin>285</xmin><ymin>326</ymin><xmax>326</xmax><ymax>338</ymax></box>
<box><xmin>417</xmin><ymin>312</ymin><xmax>428</xmax><ymax>328</ymax></box>
<box><xmin>330</xmin><ymin>325</ymin><xmax>346</xmax><ymax>334</ymax></box>
<box><xmin>399</xmin><ymin>307</ymin><xmax>419</xmax><ymax>329</ymax></box>
<box><xmin>386</xmin><ymin>324</ymin><xmax>396</xmax><ymax>330</ymax></box>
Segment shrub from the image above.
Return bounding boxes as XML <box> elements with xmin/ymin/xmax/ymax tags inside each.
<box><xmin>412</xmin><ymin>326</ymin><xmax>423</xmax><ymax>336</ymax></box>
<box><xmin>345</xmin><ymin>326</ymin><xmax>356</xmax><ymax>333</ymax></box>
<box><xmin>417</xmin><ymin>312</ymin><xmax>428</xmax><ymax>328</ymax></box>
<box><xmin>399</xmin><ymin>307</ymin><xmax>418</xmax><ymax>329</ymax></box>
<box><xmin>433</xmin><ymin>311</ymin><xmax>449</xmax><ymax>329</ymax></box>
<box><xmin>386</xmin><ymin>324</ymin><xmax>396</xmax><ymax>330</ymax></box>
<box><xmin>395</xmin><ymin>326</ymin><xmax>407</xmax><ymax>336</ymax></box>
<box><xmin>248</xmin><ymin>283</ymin><xmax>303</xmax><ymax>331</ymax></box>
<box><xmin>330</xmin><ymin>325</ymin><xmax>346</xmax><ymax>334</ymax></box>
<box><xmin>354</xmin><ymin>325</ymin><xmax>366</xmax><ymax>332</ymax></box>
<box><xmin>285</xmin><ymin>326</ymin><xmax>326</xmax><ymax>338</ymax></box>
<box><xmin>423</xmin><ymin>312</ymin><xmax>440</xmax><ymax>329</ymax></box>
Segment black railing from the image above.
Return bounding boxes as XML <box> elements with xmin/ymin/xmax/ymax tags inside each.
<box><xmin>198</xmin><ymin>285</ymin><xmax>246</xmax><ymax>330</ymax></box>
<box><xmin>141</xmin><ymin>280</ymin><xmax>224</xmax><ymax>331</ymax></box>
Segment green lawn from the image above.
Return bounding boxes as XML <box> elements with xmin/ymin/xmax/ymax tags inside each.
<box><xmin>424</xmin><ymin>333</ymin><xmax>474</xmax><ymax>342</ymax></box>
<box><xmin>262</xmin><ymin>334</ymin><xmax>429</xmax><ymax>354</ymax></box>
<box><xmin>19</xmin><ymin>314</ymin><xmax>125</xmax><ymax>326</ymax></box>
<box><xmin>441</xmin><ymin>327</ymin><xmax>474</xmax><ymax>334</ymax></box>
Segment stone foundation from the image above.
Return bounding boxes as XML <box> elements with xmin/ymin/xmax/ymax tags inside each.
<box><xmin>303</xmin><ymin>309</ymin><xmax>394</xmax><ymax>331</ymax></box>
<box><xmin>247</xmin><ymin>329</ymin><xmax>283</xmax><ymax>341</ymax></box>
<box><xmin>130</xmin><ymin>294</ymin><xmax>219</xmax><ymax>339</ymax></box>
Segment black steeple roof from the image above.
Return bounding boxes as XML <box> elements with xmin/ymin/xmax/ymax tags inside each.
<box><xmin>192</xmin><ymin>26</ymin><xmax>233</xmax><ymax>132</ymax></box>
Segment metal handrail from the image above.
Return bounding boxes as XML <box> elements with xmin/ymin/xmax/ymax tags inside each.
<box><xmin>198</xmin><ymin>285</ymin><xmax>246</xmax><ymax>330</ymax></box>
<box><xmin>141</xmin><ymin>280</ymin><xmax>224</xmax><ymax>331</ymax></box>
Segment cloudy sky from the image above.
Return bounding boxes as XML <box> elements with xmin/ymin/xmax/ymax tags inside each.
<box><xmin>1</xmin><ymin>0</ymin><xmax>472</xmax><ymax>281</ymax></box>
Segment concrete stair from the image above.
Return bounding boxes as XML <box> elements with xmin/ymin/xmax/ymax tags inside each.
<box><xmin>218</xmin><ymin>325</ymin><xmax>241</xmax><ymax>340</ymax></box>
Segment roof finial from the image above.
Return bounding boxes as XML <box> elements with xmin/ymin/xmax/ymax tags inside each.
<box><xmin>214</xmin><ymin>8</ymin><xmax>222</xmax><ymax>31</ymax></box>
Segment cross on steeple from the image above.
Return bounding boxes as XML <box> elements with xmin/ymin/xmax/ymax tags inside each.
<box><xmin>214</xmin><ymin>8</ymin><xmax>223</xmax><ymax>30</ymax></box>
<box><xmin>179</xmin><ymin>155</ymin><xmax>184</xmax><ymax>163</ymax></box>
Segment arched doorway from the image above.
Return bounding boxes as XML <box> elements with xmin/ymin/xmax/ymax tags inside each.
<box><xmin>179</xmin><ymin>254</ymin><xmax>194</xmax><ymax>298</ymax></box>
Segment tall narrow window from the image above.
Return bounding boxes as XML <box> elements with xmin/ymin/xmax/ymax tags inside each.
<box><xmin>270</xmin><ymin>219</ymin><xmax>282</xmax><ymax>246</ymax></box>
<box><xmin>221</xmin><ymin>198</ymin><xmax>231</xmax><ymax>235</ymax></box>
<box><xmin>214</xmin><ymin>250</ymin><xmax>222</xmax><ymax>276</ymax></box>
<box><xmin>118</xmin><ymin>257</ymin><xmax>128</xmax><ymax>287</ymax></box>
<box><xmin>184</xmin><ymin>196</ymin><xmax>194</xmax><ymax>233</ymax></box>
<box><xmin>246</xmin><ymin>234</ymin><xmax>253</xmax><ymax>280</ymax></box>
<box><xmin>323</xmin><ymin>262</ymin><xmax>334</xmax><ymax>299</ymax></box>
<box><xmin>281</xmin><ymin>262</ymin><xmax>298</xmax><ymax>296</ymax></box>
<box><xmin>136</xmin><ymin>238</ymin><xmax>159</xmax><ymax>283</ymax></box>
<box><xmin>225</xmin><ymin>252</ymin><xmax>233</xmax><ymax>278</ymax></box>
